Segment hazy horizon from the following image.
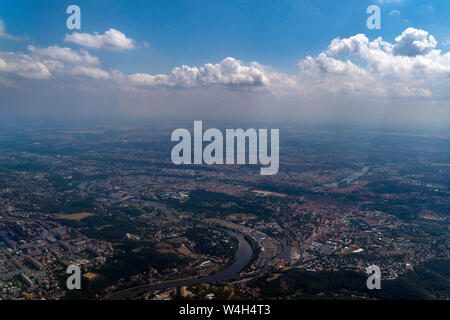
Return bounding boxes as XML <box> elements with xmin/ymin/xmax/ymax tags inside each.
<box><xmin>0</xmin><ymin>0</ymin><xmax>449</xmax><ymax>127</ymax></box>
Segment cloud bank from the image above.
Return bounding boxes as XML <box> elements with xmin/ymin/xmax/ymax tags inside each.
<box><xmin>124</xmin><ymin>27</ymin><xmax>450</xmax><ymax>101</ymax></box>
<box><xmin>0</xmin><ymin>26</ymin><xmax>449</xmax><ymax>125</ymax></box>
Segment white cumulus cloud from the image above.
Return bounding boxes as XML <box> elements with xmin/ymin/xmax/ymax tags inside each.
<box><xmin>129</xmin><ymin>57</ymin><xmax>268</xmax><ymax>88</ymax></box>
<box><xmin>295</xmin><ymin>28</ymin><xmax>450</xmax><ymax>98</ymax></box>
<box><xmin>26</xmin><ymin>45</ymin><xmax>111</xmax><ymax>80</ymax></box>
<box><xmin>64</xmin><ymin>28</ymin><xmax>136</xmax><ymax>50</ymax></box>
<box><xmin>392</xmin><ymin>27</ymin><xmax>437</xmax><ymax>57</ymax></box>
<box><xmin>69</xmin><ymin>66</ymin><xmax>110</xmax><ymax>79</ymax></box>
<box><xmin>0</xmin><ymin>52</ymin><xmax>51</xmax><ymax>79</ymax></box>
<box><xmin>27</xmin><ymin>45</ymin><xmax>100</xmax><ymax>66</ymax></box>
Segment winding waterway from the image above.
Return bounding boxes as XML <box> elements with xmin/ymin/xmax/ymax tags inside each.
<box><xmin>76</xmin><ymin>187</ymin><xmax>256</xmax><ymax>300</ymax></box>
<box><xmin>105</xmin><ymin>230</ymin><xmax>253</xmax><ymax>300</ymax></box>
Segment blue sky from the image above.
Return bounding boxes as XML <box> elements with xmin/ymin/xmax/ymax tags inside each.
<box><xmin>0</xmin><ymin>0</ymin><xmax>449</xmax><ymax>127</ymax></box>
<box><xmin>1</xmin><ymin>0</ymin><xmax>448</xmax><ymax>74</ymax></box>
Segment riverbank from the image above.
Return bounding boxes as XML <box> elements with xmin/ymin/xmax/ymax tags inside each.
<box><xmin>104</xmin><ymin>230</ymin><xmax>253</xmax><ymax>300</ymax></box>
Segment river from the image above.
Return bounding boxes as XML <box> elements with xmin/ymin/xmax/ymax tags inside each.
<box><xmin>105</xmin><ymin>230</ymin><xmax>253</xmax><ymax>300</ymax></box>
<box><xmin>75</xmin><ymin>188</ymin><xmax>255</xmax><ymax>299</ymax></box>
